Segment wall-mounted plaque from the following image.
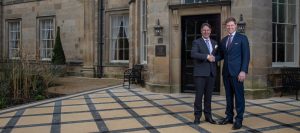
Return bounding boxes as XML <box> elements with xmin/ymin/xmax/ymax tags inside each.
<box><xmin>155</xmin><ymin>45</ymin><xmax>166</xmax><ymax>57</ymax></box>
<box><xmin>158</xmin><ymin>38</ymin><xmax>163</xmax><ymax>44</ymax></box>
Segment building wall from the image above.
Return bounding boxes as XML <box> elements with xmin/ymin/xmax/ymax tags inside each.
<box><xmin>149</xmin><ymin>0</ymin><xmax>231</xmax><ymax>93</ymax></box>
<box><xmin>1</xmin><ymin>0</ymin><xmax>85</xmax><ymax>68</ymax></box>
<box><xmin>89</xmin><ymin>0</ymin><xmax>299</xmax><ymax>99</ymax></box>
<box><xmin>0</xmin><ymin>0</ymin><xmax>298</xmax><ymax>99</ymax></box>
<box><xmin>231</xmin><ymin>0</ymin><xmax>273</xmax><ymax>98</ymax></box>
<box><xmin>144</xmin><ymin>0</ymin><xmax>171</xmax><ymax>93</ymax></box>
<box><xmin>0</xmin><ymin>1</ymin><xmax>2</xmax><ymax>59</ymax></box>
<box><xmin>102</xmin><ymin>0</ymin><xmax>130</xmax><ymax>78</ymax></box>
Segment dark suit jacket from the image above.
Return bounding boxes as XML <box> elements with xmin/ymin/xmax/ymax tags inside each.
<box><xmin>217</xmin><ymin>32</ymin><xmax>250</xmax><ymax>77</ymax></box>
<box><xmin>191</xmin><ymin>38</ymin><xmax>217</xmax><ymax>77</ymax></box>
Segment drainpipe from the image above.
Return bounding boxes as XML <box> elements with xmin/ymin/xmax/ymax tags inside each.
<box><xmin>97</xmin><ymin>0</ymin><xmax>104</xmax><ymax>78</ymax></box>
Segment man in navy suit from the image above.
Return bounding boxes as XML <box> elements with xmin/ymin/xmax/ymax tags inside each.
<box><xmin>216</xmin><ymin>17</ymin><xmax>250</xmax><ymax>130</ymax></box>
<box><xmin>191</xmin><ymin>23</ymin><xmax>217</xmax><ymax>125</ymax></box>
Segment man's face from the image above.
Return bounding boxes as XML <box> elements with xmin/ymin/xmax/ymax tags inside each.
<box><xmin>226</xmin><ymin>21</ymin><xmax>237</xmax><ymax>34</ymax></box>
<box><xmin>201</xmin><ymin>26</ymin><xmax>211</xmax><ymax>39</ymax></box>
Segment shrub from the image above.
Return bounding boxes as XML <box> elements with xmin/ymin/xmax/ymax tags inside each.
<box><xmin>52</xmin><ymin>26</ymin><xmax>66</xmax><ymax>65</ymax></box>
<box><xmin>0</xmin><ymin>57</ymin><xmax>57</xmax><ymax>109</ymax></box>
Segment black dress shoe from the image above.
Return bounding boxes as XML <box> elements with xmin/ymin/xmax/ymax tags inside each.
<box><xmin>232</xmin><ymin>122</ymin><xmax>242</xmax><ymax>130</ymax></box>
<box><xmin>205</xmin><ymin>118</ymin><xmax>217</xmax><ymax>124</ymax></box>
<box><xmin>218</xmin><ymin>118</ymin><xmax>233</xmax><ymax>125</ymax></box>
<box><xmin>194</xmin><ymin>116</ymin><xmax>200</xmax><ymax>124</ymax></box>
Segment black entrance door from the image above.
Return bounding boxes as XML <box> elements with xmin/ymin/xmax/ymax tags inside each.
<box><xmin>181</xmin><ymin>14</ymin><xmax>221</xmax><ymax>93</ymax></box>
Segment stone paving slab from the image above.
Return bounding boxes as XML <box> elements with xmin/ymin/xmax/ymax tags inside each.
<box><xmin>0</xmin><ymin>85</ymin><xmax>299</xmax><ymax>133</ymax></box>
<box><xmin>47</xmin><ymin>77</ymin><xmax>123</xmax><ymax>95</ymax></box>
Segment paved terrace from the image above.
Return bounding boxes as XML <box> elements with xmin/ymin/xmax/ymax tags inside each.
<box><xmin>0</xmin><ymin>78</ymin><xmax>299</xmax><ymax>133</ymax></box>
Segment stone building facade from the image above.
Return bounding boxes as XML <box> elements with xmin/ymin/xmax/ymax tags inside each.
<box><xmin>0</xmin><ymin>0</ymin><xmax>299</xmax><ymax>99</ymax></box>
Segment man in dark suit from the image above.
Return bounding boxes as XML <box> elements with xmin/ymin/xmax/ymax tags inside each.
<box><xmin>216</xmin><ymin>17</ymin><xmax>250</xmax><ymax>130</ymax></box>
<box><xmin>191</xmin><ymin>23</ymin><xmax>217</xmax><ymax>125</ymax></box>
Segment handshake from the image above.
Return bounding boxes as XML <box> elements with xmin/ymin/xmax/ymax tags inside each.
<box><xmin>207</xmin><ymin>54</ymin><xmax>215</xmax><ymax>62</ymax></box>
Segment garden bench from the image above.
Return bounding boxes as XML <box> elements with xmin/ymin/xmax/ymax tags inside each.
<box><xmin>281</xmin><ymin>67</ymin><xmax>300</xmax><ymax>100</ymax></box>
<box><xmin>123</xmin><ymin>64</ymin><xmax>144</xmax><ymax>89</ymax></box>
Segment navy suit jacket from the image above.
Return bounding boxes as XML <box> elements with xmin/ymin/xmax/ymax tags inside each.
<box><xmin>191</xmin><ymin>38</ymin><xmax>217</xmax><ymax>77</ymax></box>
<box><xmin>216</xmin><ymin>32</ymin><xmax>250</xmax><ymax>77</ymax></box>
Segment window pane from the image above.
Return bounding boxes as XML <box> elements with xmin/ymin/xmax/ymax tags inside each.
<box><xmin>272</xmin><ymin>43</ymin><xmax>276</xmax><ymax>62</ymax></box>
<box><xmin>39</xmin><ymin>18</ymin><xmax>54</xmax><ymax>59</ymax></box>
<box><xmin>286</xmin><ymin>43</ymin><xmax>294</xmax><ymax>62</ymax></box>
<box><xmin>110</xmin><ymin>15</ymin><xmax>129</xmax><ymax>61</ymax></box>
<box><xmin>279</xmin><ymin>0</ymin><xmax>286</xmax><ymax>3</ymax></box>
<box><xmin>15</xmin><ymin>41</ymin><xmax>19</xmax><ymax>48</ymax></box>
<box><xmin>47</xmin><ymin>40</ymin><xmax>53</xmax><ymax>48</ymax></box>
<box><xmin>124</xmin><ymin>38</ymin><xmax>129</xmax><ymax>48</ymax></box>
<box><xmin>277</xmin><ymin>24</ymin><xmax>285</xmax><ymax>42</ymax></box>
<box><xmin>119</xmin><ymin>49</ymin><xmax>124</xmax><ymax>60</ymax></box>
<box><xmin>42</xmin><ymin>40</ymin><xmax>47</xmax><ymax>48</ymax></box>
<box><xmin>47</xmin><ymin>49</ymin><xmax>52</xmax><ymax>58</ymax></box>
<box><xmin>288</xmin><ymin>5</ymin><xmax>296</xmax><ymax>24</ymax></box>
<box><xmin>272</xmin><ymin>24</ymin><xmax>276</xmax><ymax>42</ymax></box>
<box><xmin>9</xmin><ymin>32</ymin><xmax>14</xmax><ymax>40</ymax></box>
<box><xmin>118</xmin><ymin>39</ymin><xmax>123</xmax><ymax>49</ymax></box>
<box><xmin>272</xmin><ymin>3</ymin><xmax>277</xmax><ymax>22</ymax></box>
<box><xmin>278</xmin><ymin>4</ymin><xmax>286</xmax><ymax>23</ymax></box>
<box><xmin>286</xmin><ymin>25</ymin><xmax>294</xmax><ymax>43</ymax></box>
<box><xmin>125</xmin><ymin>49</ymin><xmax>129</xmax><ymax>60</ymax></box>
<box><xmin>289</xmin><ymin>0</ymin><xmax>295</xmax><ymax>4</ymax></box>
<box><xmin>186</xmin><ymin>21</ymin><xmax>196</xmax><ymax>34</ymax></box>
<box><xmin>141</xmin><ymin>0</ymin><xmax>147</xmax><ymax>63</ymax></box>
<box><xmin>11</xmin><ymin>41</ymin><xmax>16</xmax><ymax>48</ymax></box>
<box><xmin>8</xmin><ymin>21</ymin><xmax>20</xmax><ymax>58</ymax></box>
<box><xmin>187</xmin><ymin>36</ymin><xmax>195</xmax><ymax>50</ymax></box>
<box><xmin>277</xmin><ymin>43</ymin><xmax>285</xmax><ymax>62</ymax></box>
<box><xmin>185</xmin><ymin>0</ymin><xmax>195</xmax><ymax>4</ymax></box>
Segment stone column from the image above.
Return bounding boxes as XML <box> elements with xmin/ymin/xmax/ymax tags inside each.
<box><xmin>231</xmin><ymin>0</ymin><xmax>272</xmax><ymax>99</ymax></box>
<box><xmin>145</xmin><ymin>0</ymin><xmax>171</xmax><ymax>93</ymax></box>
<box><xmin>129</xmin><ymin>0</ymin><xmax>136</xmax><ymax>67</ymax></box>
<box><xmin>81</xmin><ymin>0</ymin><xmax>96</xmax><ymax>77</ymax></box>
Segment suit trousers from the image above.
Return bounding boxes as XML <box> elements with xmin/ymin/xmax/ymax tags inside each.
<box><xmin>194</xmin><ymin>76</ymin><xmax>215</xmax><ymax>118</ymax></box>
<box><xmin>223</xmin><ymin>75</ymin><xmax>245</xmax><ymax>122</ymax></box>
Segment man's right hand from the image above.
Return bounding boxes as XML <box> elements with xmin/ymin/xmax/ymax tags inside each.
<box><xmin>207</xmin><ymin>54</ymin><xmax>215</xmax><ymax>62</ymax></box>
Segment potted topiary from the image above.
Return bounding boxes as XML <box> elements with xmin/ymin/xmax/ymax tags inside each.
<box><xmin>51</xmin><ymin>26</ymin><xmax>66</xmax><ymax>76</ymax></box>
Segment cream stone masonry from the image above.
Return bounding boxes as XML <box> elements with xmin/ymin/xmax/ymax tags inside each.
<box><xmin>1</xmin><ymin>0</ymin><xmax>85</xmax><ymax>64</ymax></box>
<box><xmin>101</xmin><ymin>0</ymin><xmax>130</xmax><ymax>78</ymax></box>
<box><xmin>81</xmin><ymin>0</ymin><xmax>96</xmax><ymax>77</ymax></box>
<box><xmin>0</xmin><ymin>1</ymin><xmax>2</xmax><ymax>59</ymax></box>
<box><xmin>167</xmin><ymin>0</ymin><xmax>231</xmax><ymax>94</ymax></box>
<box><xmin>0</xmin><ymin>0</ymin><xmax>299</xmax><ymax>99</ymax></box>
<box><xmin>145</xmin><ymin>0</ymin><xmax>171</xmax><ymax>93</ymax></box>
<box><xmin>231</xmin><ymin>0</ymin><xmax>273</xmax><ymax>98</ymax></box>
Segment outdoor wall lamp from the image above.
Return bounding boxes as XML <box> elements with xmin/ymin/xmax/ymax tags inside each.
<box><xmin>237</xmin><ymin>14</ymin><xmax>246</xmax><ymax>33</ymax></box>
<box><xmin>154</xmin><ymin>19</ymin><xmax>163</xmax><ymax>36</ymax></box>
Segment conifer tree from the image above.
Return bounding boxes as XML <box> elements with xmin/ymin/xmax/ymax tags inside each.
<box><xmin>51</xmin><ymin>26</ymin><xmax>66</xmax><ymax>65</ymax></box>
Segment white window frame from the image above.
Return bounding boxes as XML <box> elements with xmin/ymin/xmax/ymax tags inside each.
<box><xmin>38</xmin><ymin>17</ymin><xmax>55</xmax><ymax>61</ymax></box>
<box><xmin>140</xmin><ymin>0</ymin><xmax>148</xmax><ymax>64</ymax></box>
<box><xmin>7</xmin><ymin>20</ymin><xmax>21</xmax><ymax>60</ymax></box>
<box><xmin>110</xmin><ymin>15</ymin><xmax>130</xmax><ymax>63</ymax></box>
<box><xmin>272</xmin><ymin>0</ymin><xmax>299</xmax><ymax>67</ymax></box>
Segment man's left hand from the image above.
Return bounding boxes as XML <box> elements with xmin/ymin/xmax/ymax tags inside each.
<box><xmin>238</xmin><ymin>71</ymin><xmax>246</xmax><ymax>82</ymax></box>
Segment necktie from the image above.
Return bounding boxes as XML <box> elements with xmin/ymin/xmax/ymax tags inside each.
<box><xmin>226</xmin><ymin>34</ymin><xmax>233</xmax><ymax>49</ymax></box>
<box><xmin>205</xmin><ymin>39</ymin><xmax>211</xmax><ymax>53</ymax></box>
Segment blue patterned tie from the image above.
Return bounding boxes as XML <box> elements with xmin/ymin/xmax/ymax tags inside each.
<box><xmin>205</xmin><ymin>39</ymin><xmax>211</xmax><ymax>54</ymax></box>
